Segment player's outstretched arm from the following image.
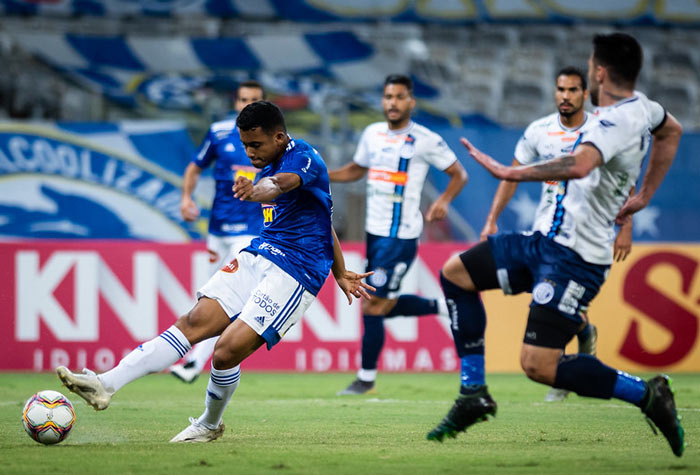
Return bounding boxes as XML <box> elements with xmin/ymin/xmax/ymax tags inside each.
<box><xmin>461</xmin><ymin>137</ymin><xmax>601</xmax><ymax>182</ymax></box>
<box><xmin>426</xmin><ymin>161</ymin><xmax>468</xmax><ymax>222</ymax></box>
<box><xmin>233</xmin><ymin>172</ymin><xmax>302</xmax><ymax>202</ymax></box>
<box><xmin>330</xmin><ymin>226</ymin><xmax>375</xmax><ymax>304</ymax></box>
<box><xmin>616</xmin><ymin>113</ymin><xmax>682</xmax><ymax>225</ymax></box>
<box><xmin>480</xmin><ymin>158</ymin><xmax>520</xmax><ymax>241</ymax></box>
<box><xmin>328</xmin><ymin>162</ymin><xmax>368</xmax><ymax>183</ymax></box>
<box><xmin>181</xmin><ymin>162</ymin><xmax>203</xmax><ymax>221</ymax></box>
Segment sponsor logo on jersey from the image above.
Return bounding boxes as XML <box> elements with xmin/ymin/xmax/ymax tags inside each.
<box><xmin>368</xmin><ymin>168</ymin><xmax>408</xmax><ymax>185</ymax></box>
<box><xmin>262</xmin><ymin>204</ymin><xmax>277</xmax><ymax>227</ymax></box>
<box><xmin>254</xmin><ymin>316</ymin><xmax>266</xmax><ymax>326</ymax></box>
<box><xmin>232</xmin><ymin>165</ymin><xmax>258</xmax><ymax>182</ymax></box>
<box><xmin>221</xmin><ymin>258</ymin><xmax>239</xmax><ymax>273</ymax></box>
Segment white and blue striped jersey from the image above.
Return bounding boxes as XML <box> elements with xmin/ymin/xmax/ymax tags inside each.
<box><xmin>522</xmin><ymin>92</ymin><xmax>665</xmax><ymax>265</ymax></box>
<box><xmin>353</xmin><ymin>121</ymin><xmax>457</xmax><ymax>239</ymax></box>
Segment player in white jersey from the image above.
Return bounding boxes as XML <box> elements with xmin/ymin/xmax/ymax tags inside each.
<box><xmin>170</xmin><ymin>81</ymin><xmax>265</xmax><ymax>384</ymax></box>
<box><xmin>330</xmin><ymin>75</ymin><xmax>468</xmax><ymax>395</ymax></box>
<box><xmin>428</xmin><ymin>33</ymin><xmax>685</xmax><ymax>457</ymax></box>
<box><xmin>480</xmin><ymin>66</ymin><xmax>633</xmax><ymax>402</ymax></box>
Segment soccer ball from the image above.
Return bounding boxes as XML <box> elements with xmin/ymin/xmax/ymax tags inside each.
<box><xmin>22</xmin><ymin>390</ymin><xmax>76</xmax><ymax>445</ymax></box>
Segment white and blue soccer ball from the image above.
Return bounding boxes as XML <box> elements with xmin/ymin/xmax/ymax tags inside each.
<box><xmin>22</xmin><ymin>390</ymin><xmax>76</xmax><ymax>445</ymax></box>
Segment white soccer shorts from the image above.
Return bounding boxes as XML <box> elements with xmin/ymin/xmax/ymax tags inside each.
<box><xmin>206</xmin><ymin>234</ymin><xmax>256</xmax><ymax>274</ymax></box>
<box><xmin>197</xmin><ymin>251</ymin><xmax>314</xmax><ymax>349</ymax></box>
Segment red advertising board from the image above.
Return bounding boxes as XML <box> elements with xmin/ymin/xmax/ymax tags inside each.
<box><xmin>1</xmin><ymin>241</ymin><xmax>699</xmax><ymax>372</ymax></box>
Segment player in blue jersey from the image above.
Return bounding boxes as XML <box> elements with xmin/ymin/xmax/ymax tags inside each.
<box><xmin>427</xmin><ymin>33</ymin><xmax>685</xmax><ymax>457</ymax></box>
<box><xmin>170</xmin><ymin>80</ymin><xmax>265</xmax><ymax>384</ymax></box>
<box><xmin>330</xmin><ymin>75</ymin><xmax>468</xmax><ymax>395</ymax></box>
<box><xmin>57</xmin><ymin>101</ymin><xmax>375</xmax><ymax>443</ymax></box>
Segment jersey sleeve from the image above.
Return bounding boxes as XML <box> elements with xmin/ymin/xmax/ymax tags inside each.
<box><xmin>648</xmin><ymin>99</ymin><xmax>667</xmax><ymax>133</ymax></box>
<box><xmin>352</xmin><ymin>128</ymin><xmax>371</xmax><ymax>167</ymax></box>
<box><xmin>192</xmin><ymin>128</ymin><xmax>216</xmax><ymax>168</ymax></box>
<box><xmin>277</xmin><ymin>149</ymin><xmax>321</xmax><ymax>187</ymax></box>
<box><xmin>513</xmin><ymin>123</ymin><xmax>538</xmax><ymax>165</ymax></box>
<box><xmin>424</xmin><ymin>133</ymin><xmax>458</xmax><ymax>170</ymax></box>
<box><xmin>581</xmin><ymin>113</ymin><xmax>638</xmax><ymax>164</ymax></box>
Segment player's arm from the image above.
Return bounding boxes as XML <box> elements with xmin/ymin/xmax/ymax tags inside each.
<box><xmin>616</xmin><ymin>113</ymin><xmax>683</xmax><ymax>224</ymax></box>
<box><xmin>425</xmin><ymin>161</ymin><xmax>468</xmax><ymax>222</ymax></box>
<box><xmin>480</xmin><ymin>158</ymin><xmax>520</xmax><ymax>240</ymax></box>
<box><xmin>233</xmin><ymin>172</ymin><xmax>302</xmax><ymax>202</ymax></box>
<box><xmin>461</xmin><ymin>137</ymin><xmax>602</xmax><ymax>182</ymax></box>
<box><xmin>328</xmin><ymin>162</ymin><xmax>368</xmax><ymax>183</ymax></box>
<box><xmin>330</xmin><ymin>226</ymin><xmax>375</xmax><ymax>304</ymax></box>
<box><xmin>181</xmin><ymin>162</ymin><xmax>203</xmax><ymax>221</ymax></box>
<box><xmin>613</xmin><ymin>186</ymin><xmax>635</xmax><ymax>262</ymax></box>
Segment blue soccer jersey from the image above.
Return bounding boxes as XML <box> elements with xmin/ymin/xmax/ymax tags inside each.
<box><xmin>244</xmin><ymin>137</ymin><xmax>334</xmax><ymax>295</ymax></box>
<box><xmin>193</xmin><ymin>117</ymin><xmax>263</xmax><ymax>237</ymax></box>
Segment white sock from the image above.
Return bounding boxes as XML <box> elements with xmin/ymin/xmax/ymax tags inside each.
<box><xmin>188</xmin><ymin>337</ymin><xmax>218</xmax><ymax>372</ymax></box>
<box><xmin>99</xmin><ymin>325</ymin><xmax>191</xmax><ymax>393</ymax></box>
<box><xmin>357</xmin><ymin>368</ymin><xmax>377</xmax><ymax>382</ymax></box>
<box><xmin>437</xmin><ymin>298</ymin><xmax>449</xmax><ymax>318</ymax></box>
<box><xmin>197</xmin><ymin>364</ymin><xmax>241</xmax><ymax>429</ymax></box>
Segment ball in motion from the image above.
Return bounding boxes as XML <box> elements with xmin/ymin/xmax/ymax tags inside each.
<box><xmin>22</xmin><ymin>390</ymin><xmax>76</xmax><ymax>444</ymax></box>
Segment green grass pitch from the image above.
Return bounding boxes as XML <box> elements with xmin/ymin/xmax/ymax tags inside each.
<box><xmin>1</xmin><ymin>372</ymin><xmax>698</xmax><ymax>474</ymax></box>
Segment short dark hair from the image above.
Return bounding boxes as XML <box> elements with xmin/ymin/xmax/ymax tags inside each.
<box><xmin>384</xmin><ymin>74</ymin><xmax>413</xmax><ymax>95</ymax></box>
<box><xmin>557</xmin><ymin>66</ymin><xmax>587</xmax><ymax>91</ymax></box>
<box><xmin>236</xmin><ymin>80</ymin><xmax>264</xmax><ymax>99</ymax></box>
<box><xmin>592</xmin><ymin>33</ymin><xmax>643</xmax><ymax>87</ymax></box>
<box><xmin>236</xmin><ymin>101</ymin><xmax>286</xmax><ymax>134</ymax></box>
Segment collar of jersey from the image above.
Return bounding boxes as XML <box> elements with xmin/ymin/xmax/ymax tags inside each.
<box><xmin>385</xmin><ymin>121</ymin><xmax>414</xmax><ymax>136</ymax></box>
<box><xmin>557</xmin><ymin>112</ymin><xmax>589</xmax><ymax>133</ymax></box>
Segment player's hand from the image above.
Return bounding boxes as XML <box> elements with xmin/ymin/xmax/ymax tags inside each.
<box><xmin>335</xmin><ymin>270</ymin><xmax>375</xmax><ymax>305</ymax></box>
<box><xmin>615</xmin><ymin>194</ymin><xmax>647</xmax><ymax>225</ymax></box>
<box><xmin>480</xmin><ymin>221</ymin><xmax>498</xmax><ymax>241</ymax></box>
<box><xmin>426</xmin><ymin>199</ymin><xmax>449</xmax><ymax>222</ymax></box>
<box><xmin>180</xmin><ymin>196</ymin><xmax>199</xmax><ymax>221</ymax></box>
<box><xmin>613</xmin><ymin>220</ymin><xmax>633</xmax><ymax>262</ymax></box>
<box><xmin>461</xmin><ymin>137</ymin><xmax>509</xmax><ymax>180</ymax></box>
<box><xmin>233</xmin><ymin>176</ymin><xmax>254</xmax><ymax>200</ymax></box>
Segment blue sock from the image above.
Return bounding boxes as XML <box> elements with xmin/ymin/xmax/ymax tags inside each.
<box><xmin>460</xmin><ymin>355</ymin><xmax>485</xmax><ymax>395</ymax></box>
<box><xmin>576</xmin><ymin>323</ymin><xmax>591</xmax><ymax>344</ymax></box>
<box><xmin>385</xmin><ymin>295</ymin><xmax>438</xmax><ymax>318</ymax></box>
<box><xmin>613</xmin><ymin>371</ymin><xmax>648</xmax><ymax>406</ymax></box>
<box><xmin>553</xmin><ymin>354</ymin><xmax>618</xmax><ymax>399</ymax></box>
<box><xmin>440</xmin><ymin>272</ymin><xmax>487</xmax><ymax>393</ymax></box>
<box><xmin>361</xmin><ymin>315</ymin><xmax>384</xmax><ymax>371</ymax></box>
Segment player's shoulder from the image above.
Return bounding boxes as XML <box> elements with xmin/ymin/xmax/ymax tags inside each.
<box><xmin>209</xmin><ymin>117</ymin><xmax>238</xmax><ymax>139</ymax></box>
<box><xmin>526</xmin><ymin>112</ymin><xmax>560</xmax><ymax>132</ymax></box>
<box><xmin>362</xmin><ymin>122</ymin><xmax>387</xmax><ymax>136</ymax></box>
<box><xmin>595</xmin><ymin>92</ymin><xmax>658</xmax><ymax>130</ymax></box>
<box><xmin>286</xmin><ymin>137</ymin><xmax>322</xmax><ymax>161</ymax></box>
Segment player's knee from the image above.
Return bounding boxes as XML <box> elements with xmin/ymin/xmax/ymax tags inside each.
<box><xmin>211</xmin><ymin>343</ymin><xmax>237</xmax><ymax>370</ymax></box>
<box><xmin>520</xmin><ymin>353</ymin><xmax>556</xmax><ymax>385</ymax></box>
<box><xmin>362</xmin><ymin>296</ymin><xmax>393</xmax><ymax>315</ymax></box>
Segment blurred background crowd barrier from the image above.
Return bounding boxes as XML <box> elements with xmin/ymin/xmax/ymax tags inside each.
<box><xmin>1</xmin><ymin>0</ymin><xmax>699</xmax><ymax>372</ymax></box>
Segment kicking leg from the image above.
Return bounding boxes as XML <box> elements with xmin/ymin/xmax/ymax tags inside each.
<box><xmin>57</xmin><ymin>297</ymin><xmax>231</xmax><ymax>410</ymax></box>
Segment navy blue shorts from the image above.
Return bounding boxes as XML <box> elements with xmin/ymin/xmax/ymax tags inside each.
<box><xmin>487</xmin><ymin>232</ymin><xmax>609</xmax><ymax>325</ymax></box>
<box><xmin>365</xmin><ymin>233</ymin><xmax>418</xmax><ymax>298</ymax></box>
